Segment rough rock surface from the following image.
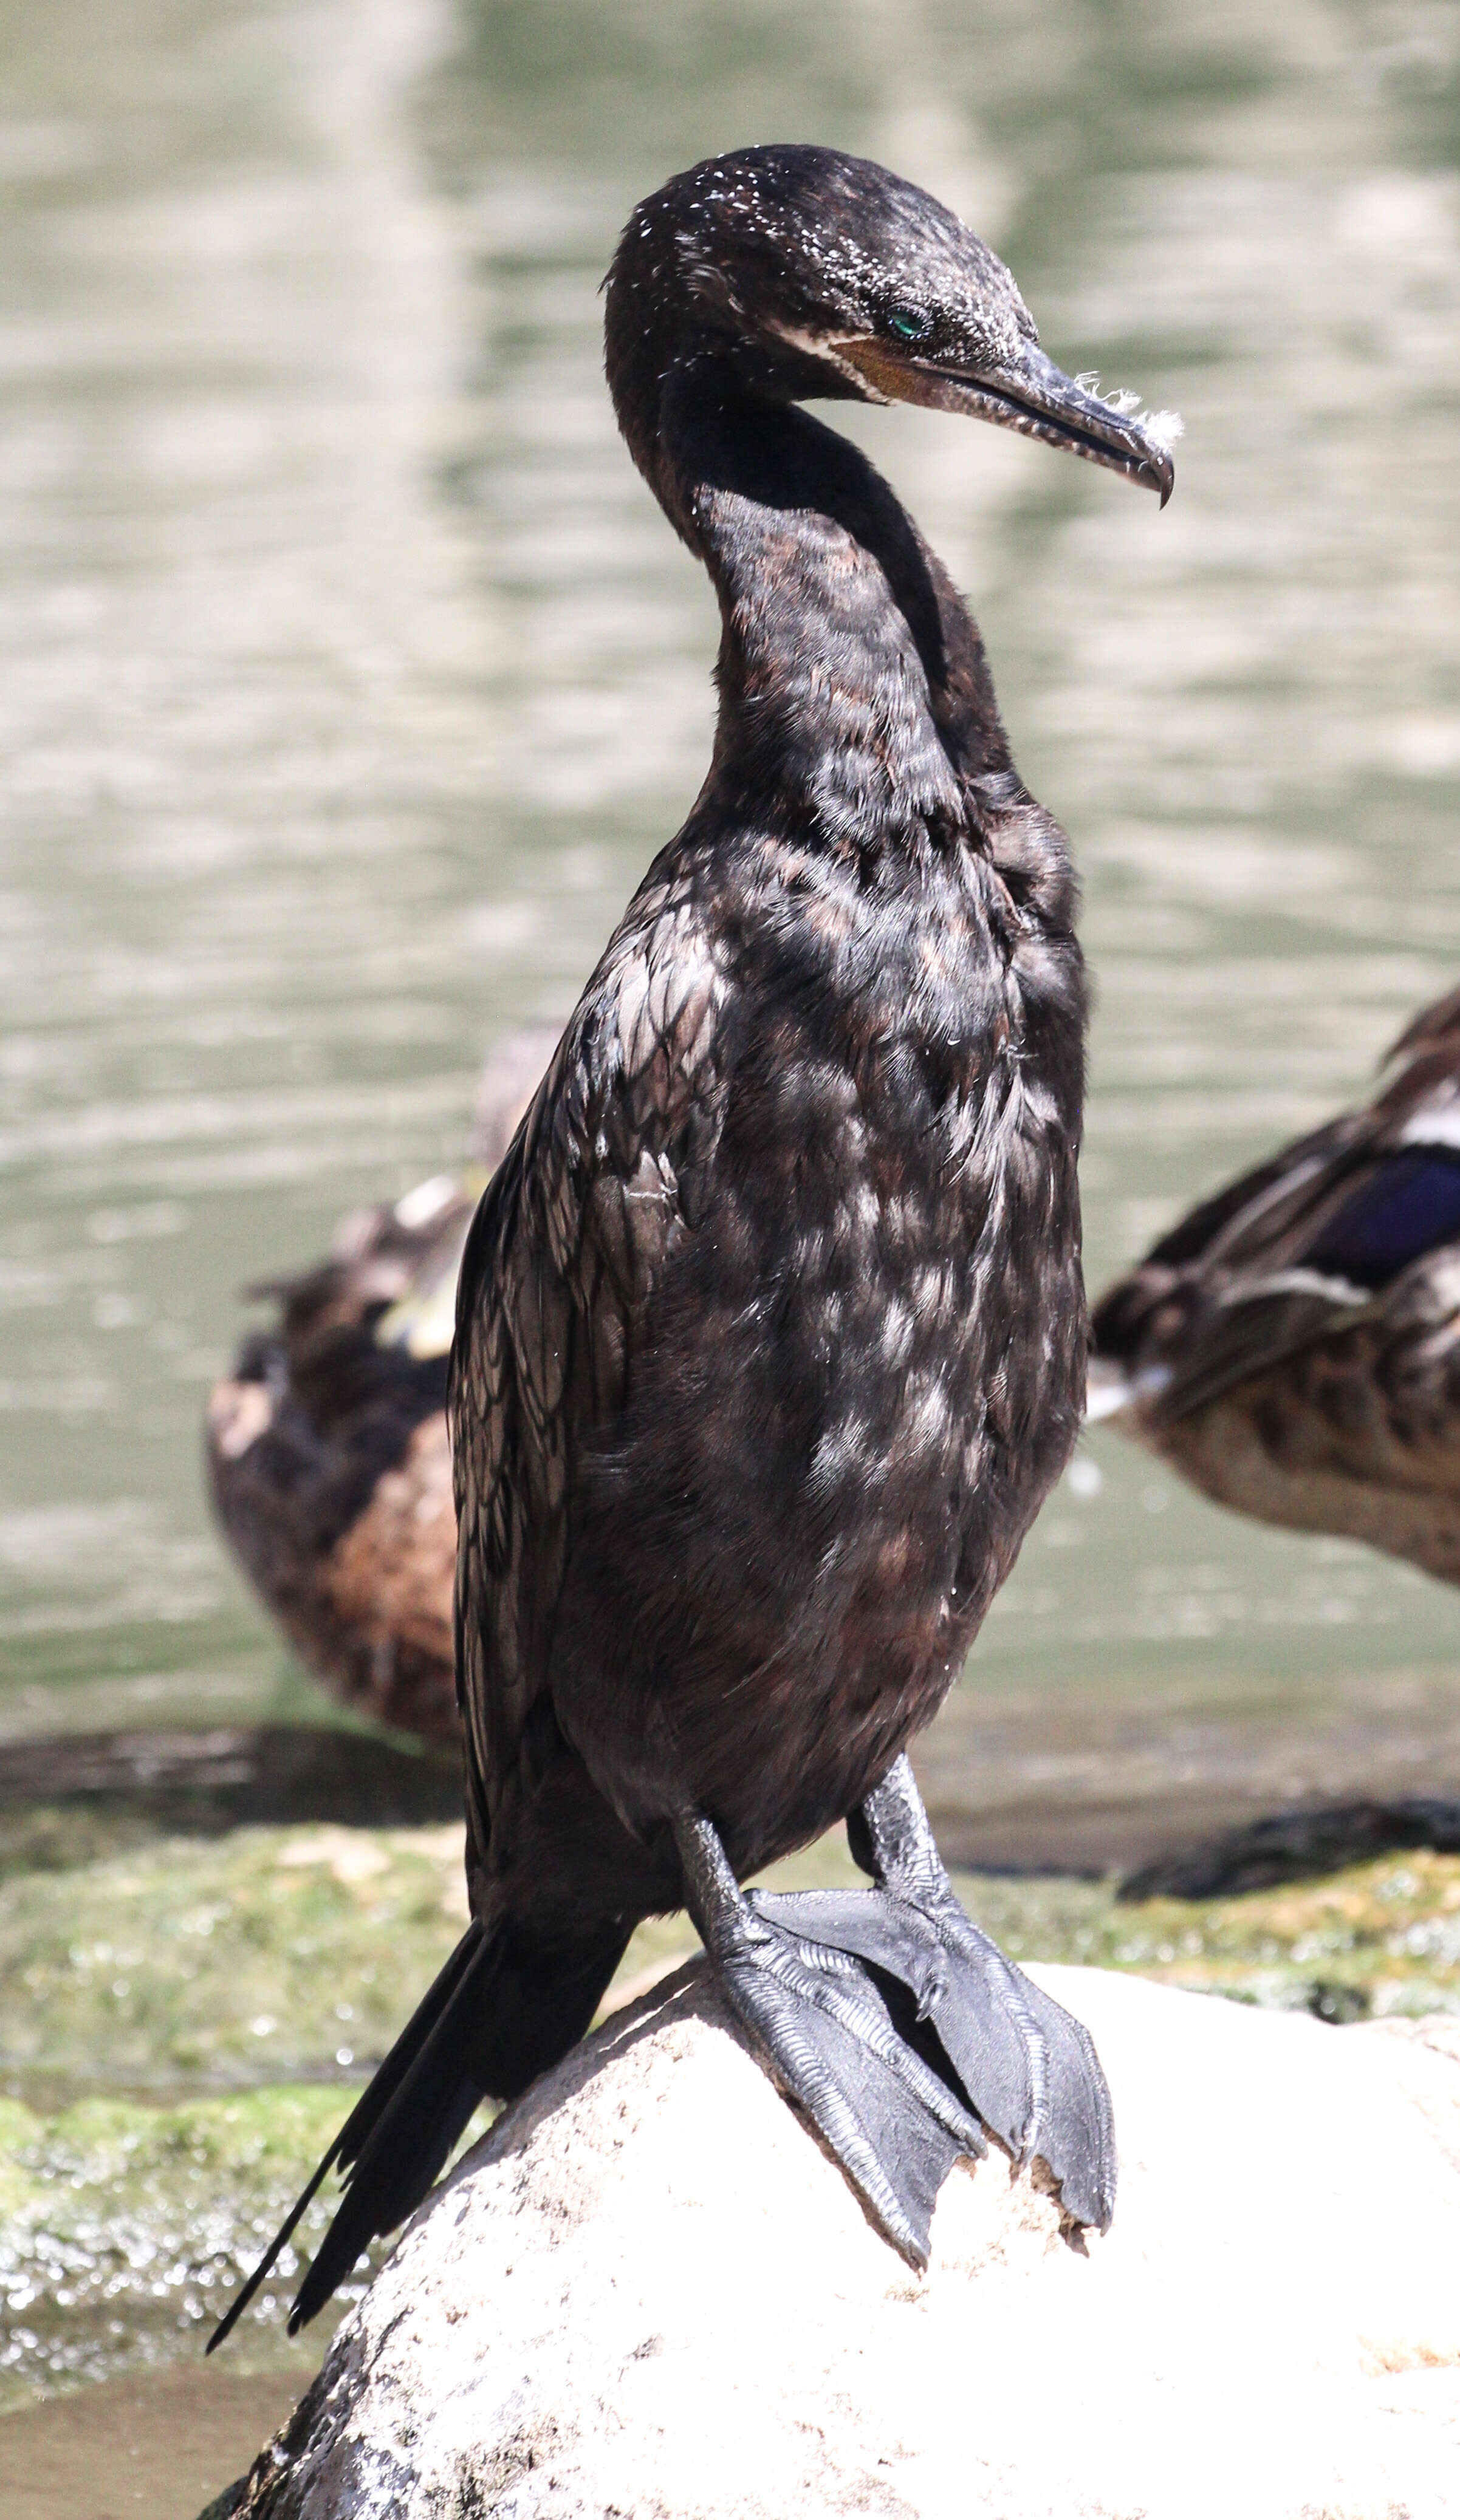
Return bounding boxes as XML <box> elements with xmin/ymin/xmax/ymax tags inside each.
<box><xmin>233</xmin><ymin>1960</ymin><xmax>1460</xmax><ymax>2519</ymax></box>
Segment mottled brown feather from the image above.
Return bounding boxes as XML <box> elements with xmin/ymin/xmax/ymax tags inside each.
<box><xmin>204</xmin><ymin>1028</ymin><xmax>558</xmax><ymax>1738</ymax></box>
<box><xmin>1091</xmin><ymin>987</ymin><xmax>1460</xmax><ymax>1574</ymax></box>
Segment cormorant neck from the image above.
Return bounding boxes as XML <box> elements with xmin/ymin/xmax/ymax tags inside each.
<box><xmin>645</xmin><ymin>363</ymin><xmax>1016</xmax><ymax>856</ymax></box>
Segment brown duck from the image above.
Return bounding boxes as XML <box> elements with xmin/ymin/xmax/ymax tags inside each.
<box><xmin>1090</xmin><ymin>984</ymin><xmax>1460</xmax><ymax>1576</ymax></box>
<box><xmin>205</xmin><ymin>1025</ymin><xmax>558</xmax><ymax>1740</ymax></box>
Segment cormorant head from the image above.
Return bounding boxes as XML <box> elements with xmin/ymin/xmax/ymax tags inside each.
<box><xmin>607</xmin><ymin>144</ymin><xmax>1177</xmax><ymax>504</ymax></box>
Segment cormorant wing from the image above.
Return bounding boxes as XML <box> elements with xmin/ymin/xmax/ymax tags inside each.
<box><xmin>449</xmin><ymin>901</ymin><xmax>727</xmax><ymax>1882</ymax></box>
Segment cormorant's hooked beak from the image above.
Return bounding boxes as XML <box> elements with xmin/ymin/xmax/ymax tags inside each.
<box><xmin>841</xmin><ymin>335</ymin><xmax>1178</xmax><ymax>506</ymax></box>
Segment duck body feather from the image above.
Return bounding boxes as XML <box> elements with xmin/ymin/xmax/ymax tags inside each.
<box><xmin>205</xmin><ymin>1029</ymin><xmax>557</xmax><ymax>1738</ymax></box>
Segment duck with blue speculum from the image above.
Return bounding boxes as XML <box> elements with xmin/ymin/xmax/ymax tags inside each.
<box><xmin>210</xmin><ymin>142</ymin><xmax>1177</xmax><ymax>2349</ymax></box>
<box><xmin>1089</xmin><ymin>984</ymin><xmax>1460</xmax><ymax>1578</ymax></box>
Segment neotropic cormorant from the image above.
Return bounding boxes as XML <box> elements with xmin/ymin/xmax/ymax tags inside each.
<box><xmin>1090</xmin><ymin>983</ymin><xmax>1460</xmax><ymax>1576</ymax></box>
<box><xmin>205</xmin><ymin>1026</ymin><xmax>558</xmax><ymax>1739</ymax></box>
<box><xmin>212</xmin><ymin>143</ymin><xmax>1176</xmax><ymax>2347</ymax></box>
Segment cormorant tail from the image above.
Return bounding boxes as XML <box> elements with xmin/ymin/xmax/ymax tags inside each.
<box><xmin>207</xmin><ymin>1913</ymin><xmax>632</xmax><ymax>2349</ymax></box>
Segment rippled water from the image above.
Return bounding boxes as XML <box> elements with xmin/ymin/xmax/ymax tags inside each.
<box><xmin>3</xmin><ymin>0</ymin><xmax>1460</xmax><ymax>1825</ymax></box>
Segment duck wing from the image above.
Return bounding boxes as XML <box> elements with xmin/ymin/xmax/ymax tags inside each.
<box><xmin>1091</xmin><ymin>987</ymin><xmax>1460</xmax><ymax>1423</ymax></box>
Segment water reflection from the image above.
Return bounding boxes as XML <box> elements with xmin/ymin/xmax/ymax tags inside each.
<box><xmin>1</xmin><ymin>0</ymin><xmax>1459</xmax><ymax>1822</ymax></box>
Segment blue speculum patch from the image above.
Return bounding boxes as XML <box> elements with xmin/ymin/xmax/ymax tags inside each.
<box><xmin>1306</xmin><ymin>1150</ymin><xmax>1460</xmax><ymax>1289</ymax></box>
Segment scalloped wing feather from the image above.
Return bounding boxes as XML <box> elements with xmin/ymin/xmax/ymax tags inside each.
<box><xmin>449</xmin><ymin>898</ymin><xmax>729</xmax><ymax>1887</ymax></box>
<box><xmin>1092</xmin><ymin>983</ymin><xmax>1460</xmax><ymax>1420</ymax></box>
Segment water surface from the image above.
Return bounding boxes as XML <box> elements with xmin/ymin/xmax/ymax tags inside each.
<box><xmin>2</xmin><ymin>0</ymin><xmax>1460</xmax><ymax>1829</ymax></box>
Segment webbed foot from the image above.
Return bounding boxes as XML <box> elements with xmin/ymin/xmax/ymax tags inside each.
<box><xmin>765</xmin><ymin>1756</ymin><xmax>1116</xmax><ymax>2233</ymax></box>
<box><xmin>674</xmin><ymin>1810</ymin><xmax>985</xmax><ymax>2265</ymax></box>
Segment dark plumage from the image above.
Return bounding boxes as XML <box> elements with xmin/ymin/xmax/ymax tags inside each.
<box><xmin>213</xmin><ymin>143</ymin><xmax>1173</xmax><ymax>2348</ymax></box>
<box><xmin>1090</xmin><ymin>985</ymin><xmax>1460</xmax><ymax>1576</ymax></box>
<box><xmin>205</xmin><ymin>1025</ymin><xmax>558</xmax><ymax>1739</ymax></box>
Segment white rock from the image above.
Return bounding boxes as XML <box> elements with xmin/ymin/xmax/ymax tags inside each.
<box><xmin>236</xmin><ymin>1961</ymin><xmax>1460</xmax><ymax>2519</ymax></box>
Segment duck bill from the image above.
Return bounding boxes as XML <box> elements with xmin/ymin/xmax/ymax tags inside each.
<box><xmin>844</xmin><ymin>336</ymin><xmax>1176</xmax><ymax>505</ymax></box>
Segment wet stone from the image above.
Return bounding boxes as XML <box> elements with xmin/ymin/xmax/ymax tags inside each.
<box><xmin>222</xmin><ymin>1964</ymin><xmax>1460</xmax><ymax>2520</ymax></box>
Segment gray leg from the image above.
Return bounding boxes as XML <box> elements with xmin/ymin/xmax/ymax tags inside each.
<box><xmin>767</xmin><ymin>1755</ymin><xmax>1117</xmax><ymax>2233</ymax></box>
<box><xmin>675</xmin><ymin>1808</ymin><xmax>985</xmax><ymax>2266</ymax></box>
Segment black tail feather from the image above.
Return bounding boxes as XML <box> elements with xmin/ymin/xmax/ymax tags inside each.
<box><xmin>204</xmin><ymin>2140</ymin><xmax>340</xmax><ymax>2356</ymax></box>
<box><xmin>208</xmin><ymin>1915</ymin><xmax>631</xmax><ymax>2350</ymax></box>
<box><xmin>207</xmin><ymin>1924</ymin><xmax>490</xmax><ymax>2354</ymax></box>
<box><xmin>286</xmin><ymin>1936</ymin><xmax>503</xmax><ymax>2332</ymax></box>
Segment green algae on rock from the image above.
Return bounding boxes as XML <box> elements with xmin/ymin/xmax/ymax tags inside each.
<box><xmin>0</xmin><ymin>1822</ymin><xmax>470</xmax><ymax>2092</ymax></box>
<box><xmin>614</xmin><ymin>1839</ymin><xmax>1460</xmax><ymax>2024</ymax></box>
<box><xmin>3</xmin><ymin>1816</ymin><xmax>1460</xmax><ymax>2104</ymax></box>
<box><xmin>0</xmin><ymin>1816</ymin><xmax>905</xmax><ymax>2093</ymax></box>
<box><xmin>956</xmin><ymin>1851</ymin><xmax>1460</xmax><ymax>2021</ymax></box>
<box><xmin>0</xmin><ymin>2085</ymin><xmax>364</xmax><ymax>2414</ymax></box>
<box><xmin>2</xmin><ymin>1814</ymin><xmax>1460</xmax><ymax>2411</ymax></box>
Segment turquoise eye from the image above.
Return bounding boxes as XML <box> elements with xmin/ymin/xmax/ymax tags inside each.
<box><xmin>888</xmin><ymin>307</ymin><xmax>928</xmax><ymax>343</ymax></box>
